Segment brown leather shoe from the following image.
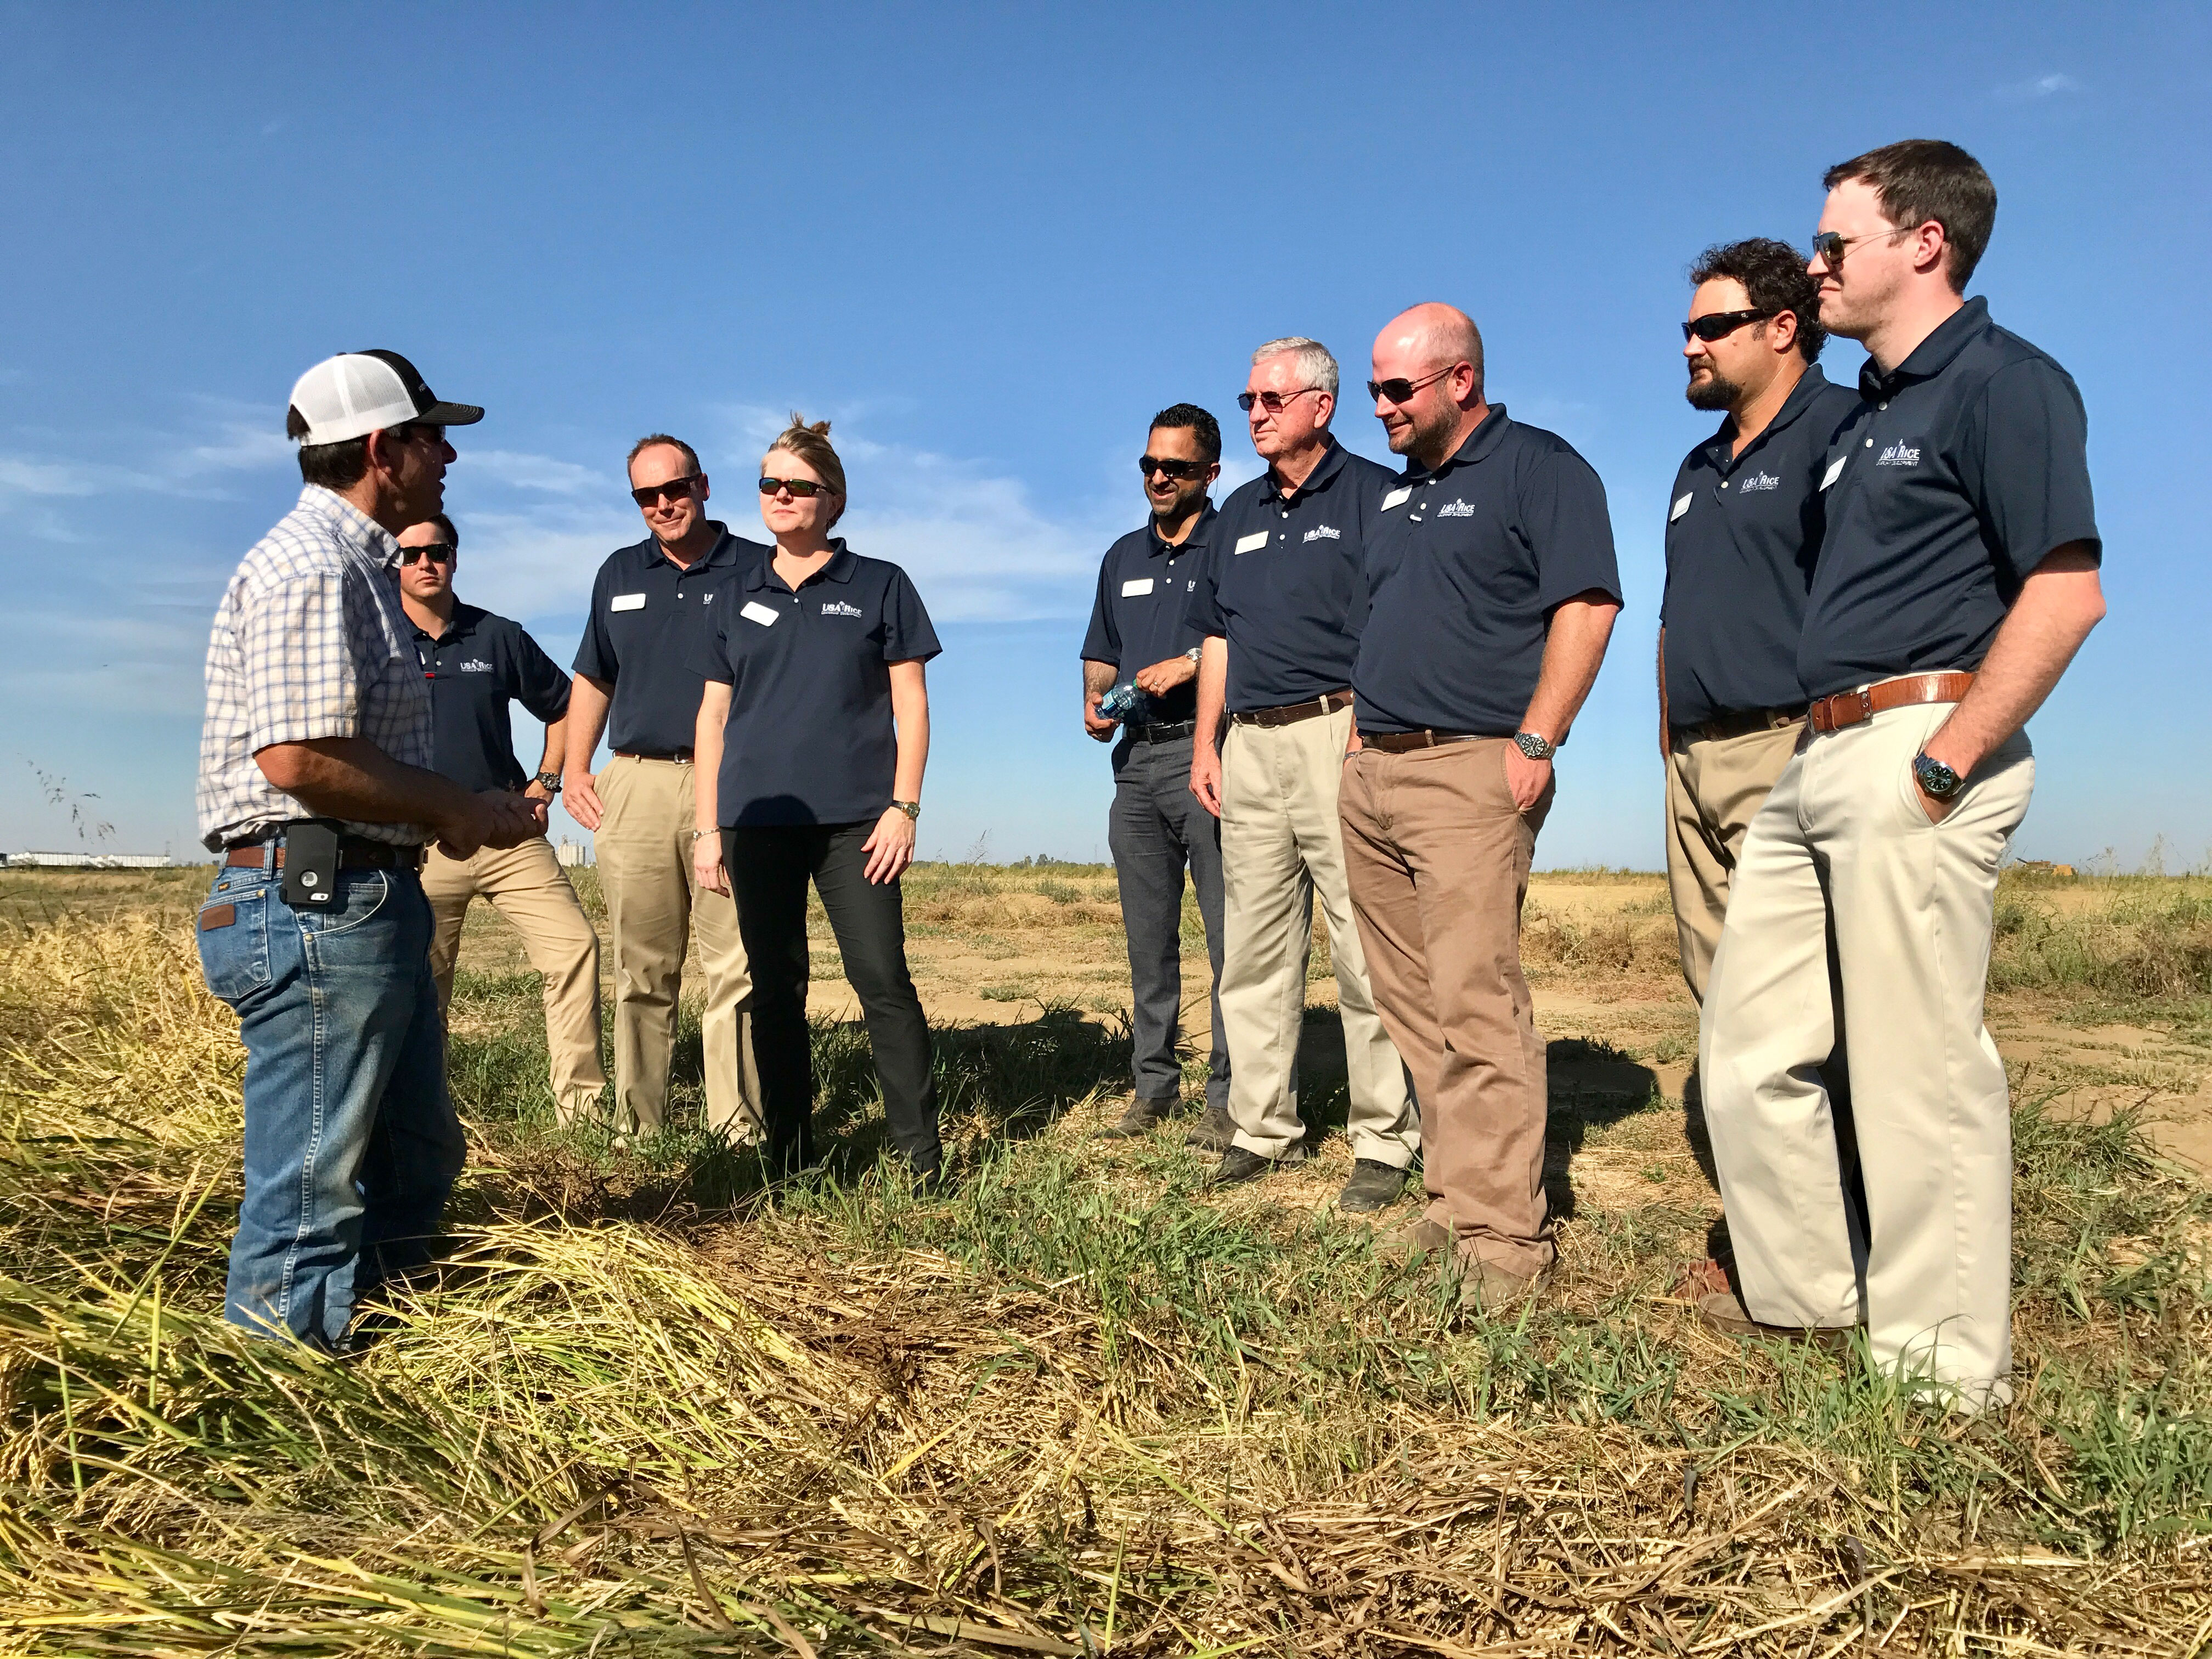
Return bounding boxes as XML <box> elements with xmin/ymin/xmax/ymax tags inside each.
<box><xmin>1384</xmin><ymin>1215</ymin><xmax>1453</xmax><ymax>1259</ymax></box>
<box><xmin>1667</xmin><ymin>1257</ymin><xmax>1735</xmax><ymax>1302</ymax></box>
<box><xmin>1455</xmin><ymin>1253</ymin><xmax>1554</xmax><ymax>1311</ymax></box>
<box><xmin>1184</xmin><ymin>1102</ymin><xmax>1235</xmax><ymax>1152</ymax></box>
<box><xmin>1694</xmin><ymin>1286</ymin><xmax>1854</xmax><ymax>1354</ymax></box>
<box><xmin>1097</xmin><ymin>1093</ymin><xmax>1177</xmax><ymax>1139</ymax></box>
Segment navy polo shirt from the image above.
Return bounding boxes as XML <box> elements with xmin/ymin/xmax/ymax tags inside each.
<box><xmin>572</xmin><ymin>523</ymin><xmax>766</xmax><ymax>755</ymax></box>
<box><xmin>1354</xmin><ymin>406</ymin><xmax>1621</xmax><ymax>737</ymax></box>
<box><xmin>1662</xmin><ymin>366</ymin><xmax>1860</xmax><ymax>727</ymax></box>
<box><xmin>1183</xmin><ymin>439</ymin><xmax>1396</xmax><ymax>712</ymax></box>
<box><xmin>413</xmin><ymin>602</ymin><xmax>572</xmax><ymax>794</ymax></box>
<box><xmin>1801</xmin><ymin>297</ymin><xmax>2100</xmax><ymax>699</ymax></box>
<box><xmin>692</xmin><ymin>542</ymin><xmax>941</xmax><ymax>828</ymax></box>
<box><xmin>1079</xmin><ymin>505</ymin><xmax>1216</xmax><ymax>725</ymax></box>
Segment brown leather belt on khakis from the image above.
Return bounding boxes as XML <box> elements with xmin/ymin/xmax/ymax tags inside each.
<box><xmin>1362</xmin><ymin>729</ymin><xmax>1486</xmax><ymax>754</ymax></box>
<box><xmin>1807</xmin><ymin>673</ymin><xmax>1976</xmax><ymax>735</ymax></box>
<box><xmin>224</xmin><ymin>837</ymin><xmax>425</xmax><ymax>871</ymax></box>
<box><xmin>1228</xmin><ymin>690</ymin><xmax>1353</xmax><ymax>729</ymax></box>
<box><xmin>1672</xmin><ymin>704</ymin><xmax>1808</xmax><ymax>745</ymax></box>
<box><xmin>613</xmin><ymin>748</ymin><xmax>693</xmax><ymax>763</ymax></box>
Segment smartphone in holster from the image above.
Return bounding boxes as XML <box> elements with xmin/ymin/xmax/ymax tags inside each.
<box><xmin>280</xmin><ymin>820</ymin><xmax>343</xmax><ymax>910</ymax></box>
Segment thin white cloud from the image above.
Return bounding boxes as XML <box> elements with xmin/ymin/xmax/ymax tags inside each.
<box><xmin>1995</xmin><ymin>71</ymin><xmax>2081</xmax><ymax>101</ymax></box>
<box><xmin>464</xmin><ymin>449</ymin><xmax>607</xmax><ymax>496</ymax></box>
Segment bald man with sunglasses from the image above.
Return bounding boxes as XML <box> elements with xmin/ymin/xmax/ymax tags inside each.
<box><xmin>563</xmin><ymin>435</ymin><xmax>764</xmax><ymax>1142</ymax></box>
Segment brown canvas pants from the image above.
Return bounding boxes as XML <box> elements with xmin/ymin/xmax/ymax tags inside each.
<box><xmin>422</xmin><ymin>837</ymin><xmax>607</xmax><ymax>1122</ymax></box>
<box><xmin>1664</xmin><ymin>721</ymin><xmax>1802</xmax><ymax>1002</ymax></box>
<box><xmin>593</xmin><ymin>755</ymin><xmax>761</xmax><ymax>1138</ymax></box>
<box><xmin>1339</xmin><ymin>738</ymin><xmax>1553</xmax><ymax>1277</ymax></box>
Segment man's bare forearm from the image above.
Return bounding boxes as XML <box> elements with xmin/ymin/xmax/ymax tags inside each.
<box><xmin>1192</xmin><ymin>637</ymin><xmax>1228</xmax><ymax>747</ymax></box>
<box><xmin>1924</xmin><ymin>545</ymin><xmax>2104</xmax><ymax>776</ymax></box>
<box><xmin>1656</xmin><ymin>626</ymin><xmax>1670</xmax><ymax>758</ymax></box>
<box><xmin>562</xmin><ymin>675</ymin><xmax>612</xmax><ymax>776</ymax></box>
<box><xmin>1522</xmin><ymin>594</ymin><xmax>1621</xmax><ymax>743</ymax></box>
<box><xmin>1084</xmin><ymin>659</ymin><xmax>1115</xmax><ymax>703</ymax></box>
<box><xmin>535</xmin><ymin>716</ymin><xmax>567</xmax><ymax>782</ymax></box>
<box><xmin>253</xmin><ymin>736</ymin><xmax>472</xmax><ymax>831</ymax></box>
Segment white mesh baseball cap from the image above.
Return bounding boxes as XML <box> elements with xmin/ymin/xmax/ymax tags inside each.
<box><xmin>286</xmin><ymin>349</ymin><xmax>484</xmax><ymax>446</ymax></box>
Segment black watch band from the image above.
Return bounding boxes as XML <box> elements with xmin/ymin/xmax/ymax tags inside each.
<box><xmin>534</xmin><ymin>771</ymin><xmax>563</xmax><ymax>793</ymax></box>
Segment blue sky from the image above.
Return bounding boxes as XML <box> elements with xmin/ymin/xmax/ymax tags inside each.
<box><xmin>2</xmin><ymin>3</ymin><xmax>2205</xmax><ymax>868</ymax></box>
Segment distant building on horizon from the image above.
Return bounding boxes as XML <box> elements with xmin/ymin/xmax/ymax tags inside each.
<box><xmin>2</xmin><ymin>850</ymin><xmax>177</xmax><ymax>869</ymax></box>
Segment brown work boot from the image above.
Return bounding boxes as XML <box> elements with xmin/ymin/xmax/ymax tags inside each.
<box><xmin>1384</xmin><ymin>1214</ymin><xmax>1453</xmax><ymax>1260</ymax></box>
<box><xmin>1184</xmin><ymin>1102</ymin><xmax>1235</xmax><ymax>1152</ymax></box>
<box><xmin>1691</xmin><ymin>1280</ymin><xmax>1854</xmax><ymax>1354</ymax></box>
<box><xmin>1455</xmin><ymin>1252</ymin><xmax>1554</xmax><ymax>1312</ymax></box>
<box><xmin>1097</xmin><ymin>1093</ymin><xmax>1177</xmax><ymax>1139</ymax></box>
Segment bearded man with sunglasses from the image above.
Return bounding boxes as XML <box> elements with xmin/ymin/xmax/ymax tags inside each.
<box><xmin>1661</xmin><ymin>240</ymin><xmax>1858</xmax><ymax>1002</ymax></box>
<box><xmin>1081</xmin><ymin>404</ymin><xmax>1231</xmax><ymax>1139</ymax></box>
<box><xmin>1342</xmin><ymin>304</ymin><xmax>1621</xmax><ymax>1310</ymax></box>
<box><xmin>1185</xmin><ymin>338</ymin><xmax>1417</xmax><ymax>1212</ymax></box>
<box><xmin>1695</xmin><ymin>141</ymin><xmax>2104</xmax><ymax>1412</ymax></box>
<box><xmin>396</xmin><ymin>514</ymin><xmax>606</xmax><ymax>1126</ymax></box>
<box><xmin>196</xmin><ymin>351</ymin><xmax>544</xmax><ymax>1347</ymax></box>
<box><xmin>563</xmin><ymin>436</ymin><xmax>763</xmax><ymax>1142</ymax></box>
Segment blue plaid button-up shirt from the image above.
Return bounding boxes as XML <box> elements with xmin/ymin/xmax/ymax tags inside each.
<box><xmin>196</xmin><ymin>485</ymin><xmax>433</xmax><ymax>850</ymax></box>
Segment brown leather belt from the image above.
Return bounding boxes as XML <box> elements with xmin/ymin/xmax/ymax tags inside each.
<box><xmin>613</xmin><ymin>749</ymin><xmax>693</xmax><ymax>763</ymax></box>
<box><xmin>224</xmin><ymin>837</ymin><xmax>425</xmax><ymax>871</ymax></box>
<box><xmin>1672</xmin><ymin>704</ymin><xmax>1808</xmax><ymax>745</ymax></box>
<box><xmin>1228</xmin><ymin>690</ymin><xmax>1353</xmax><ymax>729</ymax></box>
<box><xmin>1362</xmin><ymin>729</ymin><xmax>1486</xmax><ymax>754</ymax></box>
<box><xmin>1807</xmin><ymin>673</ymin><xmax>1974</xmax><ymax>735</ymax></box>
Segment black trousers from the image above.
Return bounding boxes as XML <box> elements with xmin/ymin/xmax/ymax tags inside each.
<box><xmin>723</xmin><ymin>822</ymin><xmax>940</xmax><ymax>1176</ymax></box>
<box><xmin>1107</xmin><ymin>731</ymin><xmax>1229</xmax><ymax>1108</ymax></box>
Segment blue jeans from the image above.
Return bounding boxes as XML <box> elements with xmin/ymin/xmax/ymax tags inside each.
<box><xmin>196</xmin><ymin>860</ymin><xmax>461</xmax><ymax>1346</ymax></box>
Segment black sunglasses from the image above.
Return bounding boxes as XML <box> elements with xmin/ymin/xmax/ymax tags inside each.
<box><xmin>1682</xmin><ymin>308</ymin><xmax>1774</xmax><ymax>343</ymax></box>
<box><xmin>1138</xmin><ymin>455</ymin><xmax>1210</xmax><ymax>481</ymax></box>
<box><xmin>1809</xmin><ymin>225</ymin><xmax>1915</xmax><ymax>271</ymax></box>
<box><xmin>398</xmin><ymin>541</ymin><xmax>456</xmax><ymax>566</ymax></box>
<box><xmin>630</xmin><ymin>475</ymin><xmax>701</xmax><ymax>508</ymax></box>
<box><xmin>758</xmin><ymin>475</ymin><xmax>836</xmax><ymax>499</ymax></box>
<box><xmin>1236</xmin><ymin>386</ymin><xmax>1323</xmax><ymax>414</ymax></box>
<box><xmin>1365</xmin><ymin>366</ymin><xmax>1455</xmax><ymax>405</ymax></box>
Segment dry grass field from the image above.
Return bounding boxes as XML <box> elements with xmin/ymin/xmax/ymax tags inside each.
<box><xmin>3</xmin><ymin>859</ymin><xmax>2209</xmax><ymax>1655</ymax></box>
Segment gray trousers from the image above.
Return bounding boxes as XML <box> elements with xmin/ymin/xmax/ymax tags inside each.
<box><xmin>1108</xmin><ymin>730</ymin><xmax>1229</xmax><ymax>1108</ymax></box>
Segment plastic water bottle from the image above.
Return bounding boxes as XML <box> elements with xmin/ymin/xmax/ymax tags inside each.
<box><xmin>1098</xmin><ymin>681</ymin><xmax>1152</xmax><ymax>722</ymax></box>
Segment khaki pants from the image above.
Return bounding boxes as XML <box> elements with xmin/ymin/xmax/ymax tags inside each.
<box><xmin>1701</xmin><ymin>701</ymin><xmax>2033</xmax><ymax>1407</ymax></box>
<box><xmin>594</xmin><ymin>755</ymin><xmax>760</xmax><ymax>1137</ymax></box>
<box><xmin>1219</xmin><ymin>709</ymin><xmax>1415</xmax><ymax>1167</ymax></box>
<box><xmin>1665</xmin><ymin>721</ymin><xmax>1803</xmax><ymax>1002</ymax></box>
<box><xmin>424</xmin><ymin>837</ymin><xmax>606</xmax><ymax>1122</ymax></box>
<box><xmin>1340</xmin><ymin>738</ymin><xmax>1553</xmax><ymax>1277</ymax></box>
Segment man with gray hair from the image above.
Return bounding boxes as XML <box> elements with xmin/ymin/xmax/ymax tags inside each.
<box><xmin>1184</xmin><ymin>337</ymin><xmax>1417</xmax><ymax>1211</ymax></box>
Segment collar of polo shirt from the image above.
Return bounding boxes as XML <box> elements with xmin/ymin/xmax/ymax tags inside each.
<box><xmin>1267</xmin><ymin>436</ymin><xmax>1347</xmax><ymax>504</ymax></box>
<box><xmin>1415</xmin><ymin>403</ymin><xmax>1514</xmax><ymax>482</ymax></box>
<box><xmin>747</xmin><ymin>540</ymin><xmax>859</xmax><ymax>592</ymax></box>
<box><xmin>1147</xmin><ymin>503</ymin><xmax>1215</xmax><ymax>557</ymax></box>
<box><xmin>1859</xmin><ymin>295</ymin><xmax>1987</xmax><ymax>399</ymax></box>
<box><xmin>1710</xmin><ymin>365</ymin><xmax>1836</xmax><ymax>465</ymax></box>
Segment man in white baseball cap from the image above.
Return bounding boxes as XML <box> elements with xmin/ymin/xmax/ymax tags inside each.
<box><xmin>196</xmin><ymin>349</ymin><xmax>540</xmax><ymax>1350</ymax></box>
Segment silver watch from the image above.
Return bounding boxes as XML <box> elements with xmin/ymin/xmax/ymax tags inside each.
<box><xmin>1513</xmin><ymin>730</ymin><xmax>1556</xmax><ymax>761</ymax></box>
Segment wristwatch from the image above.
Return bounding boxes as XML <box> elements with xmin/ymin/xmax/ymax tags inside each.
<box><xmin>534</xmin><ymin>771</ymin><xmax>562</xmax><ymax>793</ymax></box>
<box><xmin>1183</xmin><ymin>646</ymin><xmax>1203</xmax><ymax>663</ymax></box>
<box><xmin>1513</xmin><ymin>731</ymin><xmax>1556</xmax><ymax>761</ymax></box>
<box><xmin>892</xmin><ymin>799</ymin><xmax>922</xmax><ymax>821</ymax></box>
<box><xmin>1912</xmin><ymin>753</ymin><xmax>1965</xmax><ymax>799</ymax></box>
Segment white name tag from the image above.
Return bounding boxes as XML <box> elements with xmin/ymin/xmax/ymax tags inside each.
<box><xmin>610</xmin><ymin>592</ymin><xmax>647</xmax><ymax>612</ymax></box>
<box><xmin>1121</xmin><ymin>577</ymin><xmax>1155</xmax><ymax>597</ymax></box>
<box><xmin>1821</xmin><ymin>456</ymin><xmax>1846</xmax><ymax>491</ymax></box>
<box><xmin>740</xmin><ymin>601</ymin><xmax>780</xmax><ymax>627</ymax></box>
<box><xmin>1234</xmin><ymin>532</ymin><xmax>1268</xmax><ymax>555</ymax></box>
<box><xmin>1669</xmin><ymin>493</ymin><xmax>1691</xmax><ymax>522</ymax></box>
<box><xmin>1381</xmin><ymin>487</ymin><xmax>1412</xmax><ymax>511</ymax></box>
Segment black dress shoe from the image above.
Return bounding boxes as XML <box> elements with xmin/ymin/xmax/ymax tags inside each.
<box><xmin>1336</xmin><ymin>1158</ymin><xmax>1408</xmax><ymax>1214</ymax></box>
<box><xmin>1210</xmin><ymin>1146</ymin><xmax>1278</xmax><ymax>1186</ymax></box>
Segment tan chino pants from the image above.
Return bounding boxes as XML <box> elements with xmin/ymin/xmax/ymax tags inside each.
<box><xmin>1218</xmin><ymin>708</ymin><xmax>1416</xmax><ymax>1167</ymax></box>
<box><xmin>1340</xmin><ymin>738</ymin><xmax>1553</xmax><ymax>1277</ymax></box>
<box><xmin>423</xmin><ymin>837</ymin><xmax>607</xmax><ymax>1122</ymax></box>
<box><xmin>1664</xmin><ymin>721</ymin><xmax>1803</xmax><ymax>1002</ymax></box>
<box><xmin>594</xmin><ymin>754</ymin><xmax>761</xmax><ymax>1138</ymax></box>
<box><xmin>1700</xmin><ymin>701</ymin><xmax>2033</xmax><ymax>1408</ymax></box>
